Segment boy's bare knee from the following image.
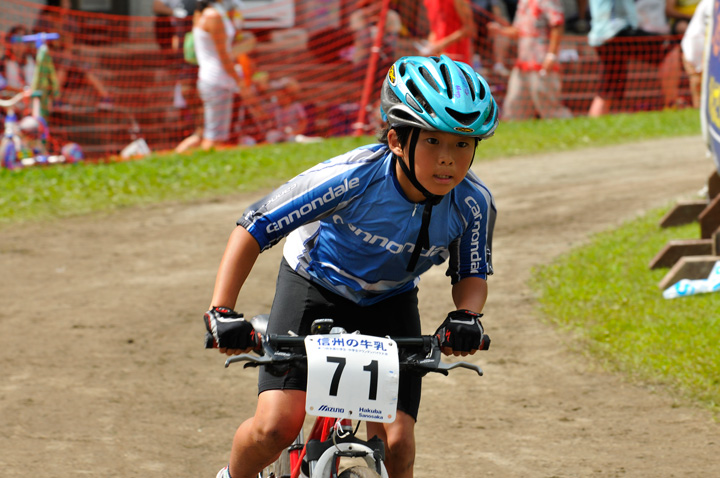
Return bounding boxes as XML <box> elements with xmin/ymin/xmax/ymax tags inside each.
<box><xmin>250</xmin><ymin>422</ymin><xmax>300</xmax><ymax>449</ymax></box>
<box><xmin>249</xmin><ymin>390</ymin><xmax>306</xmax><ymax>448</ymax></box>
<box><xmin>248</xmin><ymin>409</ymin><xmax>303</xmax><ymax>449</ymax></box>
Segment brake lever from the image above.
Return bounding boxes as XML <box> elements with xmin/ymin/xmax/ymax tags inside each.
<box><xmin>225</xmin><ymin>352</ymin><xmax>271</xmax><ymax>368</ymax></box>
<box><xmin>224</xmin><ymin>338</ymin><xmax>305</xmax><ymax>370</ymax></box>
<box><xmin>399</xmin><ymin>337</ymin><xmax>484</xmax><ymax>376</ymax></box>
<box><xmin>436</xmin><ymin>360</ymin><xmax>483</xmax><ymax>376</ymax></box>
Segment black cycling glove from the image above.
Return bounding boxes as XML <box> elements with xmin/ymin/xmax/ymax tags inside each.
<box><xmin>204</xmin><ymin>306</ymin><xmax>256</xmax><ymax>350</ymax></box>
<box><xmin>435</xmin><ymin>309</ymin><xmax>486</xmax><ymax>352</ymax></box>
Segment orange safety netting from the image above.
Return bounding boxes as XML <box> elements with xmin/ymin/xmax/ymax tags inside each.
<box><xmin>0</xmin><ymin>0</ymin><xmax>691</xmax><ymax>159</ymax></box>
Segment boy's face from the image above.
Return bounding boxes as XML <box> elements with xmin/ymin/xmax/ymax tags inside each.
<box><xmin>389</xmin><ymin>129</ymin><xmax>475</xmax><ymax>202</ymax></box>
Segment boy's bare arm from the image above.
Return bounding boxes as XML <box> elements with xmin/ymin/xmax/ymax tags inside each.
<box><xmin>211</xmin><ymin>226</ymin><xmax>261</xmax><ymax>309</ymax></box>
<box><xmin>428</xmin><ymin>0</ymin><xmax>476</xmax><ymax>54</ymax></box>
<box><xmin>451</xmin><ymin>276</ymin><xmax>488</xmax><ymax>314</ymax></box>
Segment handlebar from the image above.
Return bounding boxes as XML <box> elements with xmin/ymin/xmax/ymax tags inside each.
<box><xmin>224</xmin><ymin>331</ymin><xmax>487</xmax><ymax>377</ymax></box>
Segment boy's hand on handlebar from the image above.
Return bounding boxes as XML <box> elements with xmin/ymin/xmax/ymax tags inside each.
<box><xmin>203</xmin><ymin>306</ymin><xmax>257</xmax><ymax>355</ymax></box>
<box><xmin>435</xmin><ymin>309</ymin><xmax>488</xmax><ymax>356</ymax></box>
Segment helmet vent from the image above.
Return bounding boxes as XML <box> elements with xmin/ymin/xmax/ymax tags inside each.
<box><xmin>445</xmin><ymin>107</ymin><xmax>480</xmax><ymax>126</ymax></box>
<box><xmin>419</xmin><ymin>67</ymin><xmax>440</xmax><ymax>93</ymax></box>
<box><xmin>404</xmin><ymin>93</ymin><xmax>423</xmax><ymax>113</ymax></box>
<box><xmin>383</xmin><ymin>81</ymin><xmax>402</xmax><ymax>105</ymax></box>
<box><xmin>482</xmin><ymin>101</ymin><xmax>496</xmax><ymax>126</ymax></box>
<box><xmin>476</xmin><ymin>77</ymin><xmax>487</xmax><ymax>101</ymax></box>
<box><xmin>394</xmin><ymin>109</ymin><xmax>423</xmax><ymax>124</ymax></box>
<box><xmin>406</xmin><ymin>80</ymin><xmax>434</xmax><ymax>115</ymax></box>
<box><xmin>439</xmin><ymin>64</ymin><xmax>453</xmax><ymax>99</ymax></box>
<box><xmin>459</xmin><ymin>69</ymin><xmax>477</xmax><ymax>101</ymax></box>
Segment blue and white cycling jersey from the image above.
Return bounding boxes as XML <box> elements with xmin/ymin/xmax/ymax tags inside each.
<box><xmin>239</xmin><ymin>143</ymin><xmax>496</xmax><ymax>305</ymax></box>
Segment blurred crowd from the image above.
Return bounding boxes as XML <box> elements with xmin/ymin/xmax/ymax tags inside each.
<box><xmin>0</xmin><ymin>0</ymin><xmax>709</xmax><ymax>156</ymax></box>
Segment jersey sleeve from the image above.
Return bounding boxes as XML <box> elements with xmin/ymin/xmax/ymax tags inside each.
<box><xmin>446</xmin><ymin>176</ymin><xmax>496</xmax><ymax>284</ymax></box>
<box><xmin>237</xmin><ymin>146</ymin><xmax>381</xmax><ymax>251</ymax></box>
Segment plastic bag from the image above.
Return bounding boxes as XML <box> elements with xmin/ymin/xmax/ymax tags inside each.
<box><xmin>663</xmin><ymin>261</ymin><xmax>720</xmax><ymax>299</ymax></box>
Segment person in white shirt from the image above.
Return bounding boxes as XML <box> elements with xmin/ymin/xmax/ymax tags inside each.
<box><xmin>193</xmin><ymin>0</ymin><xmax>244</xmax><ymax>149</ymax></box>
<box><xmin>2</xmin><ymin>25</ymin><xmax>36</xmax><ymax>95</ymax></box>
<box><xmin>680</xmin><ymin>0</ymin><xmax>712</xmax><ymax>108</ymax></box>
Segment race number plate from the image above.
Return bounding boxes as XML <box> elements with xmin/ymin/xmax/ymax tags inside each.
<box><xmin>305</xmin><ymin>334</ymin><xmax>399</xmax><ymax>423</ymax></box>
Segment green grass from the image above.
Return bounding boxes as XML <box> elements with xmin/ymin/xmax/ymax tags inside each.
<box><xmin>0</xmin><ymin>108</ymin><xmax>700</xmax><ymax>226</ymax></box>
<box><xmin>0</xmin><ymin>138</ymin><xmax>370</xmax><ymax>225</ymax></box>
<box><xmin>534</xmin><ymin>212</ymin><xmax>720</xmax><ymax>413</ymax></box>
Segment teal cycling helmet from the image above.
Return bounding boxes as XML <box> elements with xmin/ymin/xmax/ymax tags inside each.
<box><xmin>381</xmin><ymin>55</ymin><xmax>498</xmax><ymax>139</ymax></box>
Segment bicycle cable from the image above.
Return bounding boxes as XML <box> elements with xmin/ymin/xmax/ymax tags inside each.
<box><xmin>332</xmin><ymin>418</ymin><xmax>361</xmax><ymax>446</ymax></box>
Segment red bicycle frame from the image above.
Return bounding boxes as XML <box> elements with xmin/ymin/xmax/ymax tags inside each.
<box><xmin>288</xmin><ymin>416</ymin><xmax>353</xmax><ymax>478</ymax></box>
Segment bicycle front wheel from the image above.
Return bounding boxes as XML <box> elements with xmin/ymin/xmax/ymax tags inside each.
<box><xmin>338</xmin><ymin>466</ymin><xmax>382</xmax><ymax>478</ymax></box>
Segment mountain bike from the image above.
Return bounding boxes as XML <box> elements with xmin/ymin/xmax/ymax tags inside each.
<box><xmin>221</xmin><ymin>315</ymin><xmax>489</xmax><ymax>478</ymax></box>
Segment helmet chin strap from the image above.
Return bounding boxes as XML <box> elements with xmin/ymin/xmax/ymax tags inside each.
<box><xmin>393</xmin><ymin>128</ymin><xmax>442</xmax><ymax>272</ymax></box>
<box><xmin>393</xmin><ymin>128</ymin><xmax>478</xmax><ymax>272</ymax></box>
<box><xmin>395</xmin><ymin>128</ymin><xmax>439</xmax><ymax>203</ymax></box>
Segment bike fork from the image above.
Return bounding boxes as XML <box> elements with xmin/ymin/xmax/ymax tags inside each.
<box><xmin>288</xmin><ymin>430</ymin><xmax>305</xmax><ymax>474</ymax></box>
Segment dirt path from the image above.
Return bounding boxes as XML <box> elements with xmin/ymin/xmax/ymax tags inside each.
<box><xmin>1</xmin><ymin>136</ymin><xmax>718</xmax><ymax>477</ymax></box>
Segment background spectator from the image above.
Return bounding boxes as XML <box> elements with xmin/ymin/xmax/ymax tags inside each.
<box><xmin>471</xmin><ymin>0</ymin><xmax>513</xmax><ymax>75</ymax></box>
<box><xmin>265</xmin><ymin>77</ymin><xmax>309</xmax><ymax>143</ymax></box>
<box><xmin>193</xmin><ymin>0</ymin><xmax>244</xmax><ymax>150</ymax></box>
<box><xmin>489</xmin><ymin>0</ymin><xmax>573</xmax><ymax>120</ymax></box>
<box><xmin>236</xmin><ymin>69</ymin><xmax>275</xmax><ymax>145</ymax></box>
<box><xmin>34</xmin><ymin>0</ymin><xmax>114</xmax><ymax>110</ymax></box>
<box><xmin>666</xmin><ymin>0</ymin><xmax>701</xmax><ymax>34</ymax></box>
<box><xmin>562</xmin><ymin>0</ymin><xmax>590</xmax><ymax>33</ymax></box>
<box><xmin>29</xmin><ymin>27</ymin><xmax>61</xmax><ymax>119</ymax></box>
<box><xmin>2</xmin><ymin>24</ymin><xmax>61</xmax><ymax>120</ymax></box>
<box><xmin>680</xmin><ymin>0</ymin><xmax>712</xmax><ymax>108</ymax></box>
<box><xmin>638</xmin><ymin>0</ymin><xmax>683</xmax><ymax>107</ymax></box>
<box><xmin>2</xmin><ymin>26</ymin><xmax>35</xmax><ymax>95</ymax></box>
<box><xmin>153</xmin><ymin>0</ymin><xmax>194</xmax><ymax>53</ymax></box>
<box><xmin>1</xmin><ymin>25</ymin><xmax>35</xmax><ymax>117</ymax></box>
<box><xmin>348</xmin><ymin>0</ymin><xmax>402</xmax><ymax>92</ymax></box>
<box><xmin>422</xmin><ymin>0</ymin><xmax>476</xmax><ymax>64</ymax></box>
<box><xmin>153</xmin><ymin>0</ymin><xmax>202</xmax><ymax>152</ymax></box>
<box><xmin>587</xmin><ymin>0</ymin><xmax>680</xmax><ymax>116</ymax></box>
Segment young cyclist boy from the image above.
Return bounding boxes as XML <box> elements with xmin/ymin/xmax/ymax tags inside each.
<box><xmin>204</xmin><ymin>55</ymin><xmax>499</xmax><ymax>478</ymax></box>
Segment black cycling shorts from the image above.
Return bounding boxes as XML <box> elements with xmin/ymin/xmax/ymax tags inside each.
<box><xmin>258</xmin><ymin>258</ymin><xmax>423</xmax><ymax>421</ymax></box>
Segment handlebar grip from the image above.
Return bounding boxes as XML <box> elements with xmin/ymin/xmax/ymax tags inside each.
<box><xmin>205</xmin><ymin>331</ymin><xmax>263</xmax><ymax>351</ymax></box>
<box><xmin>481</xmin><ymin>334</ymin><xmax>491</xmax><ymax>351</ymax></box>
